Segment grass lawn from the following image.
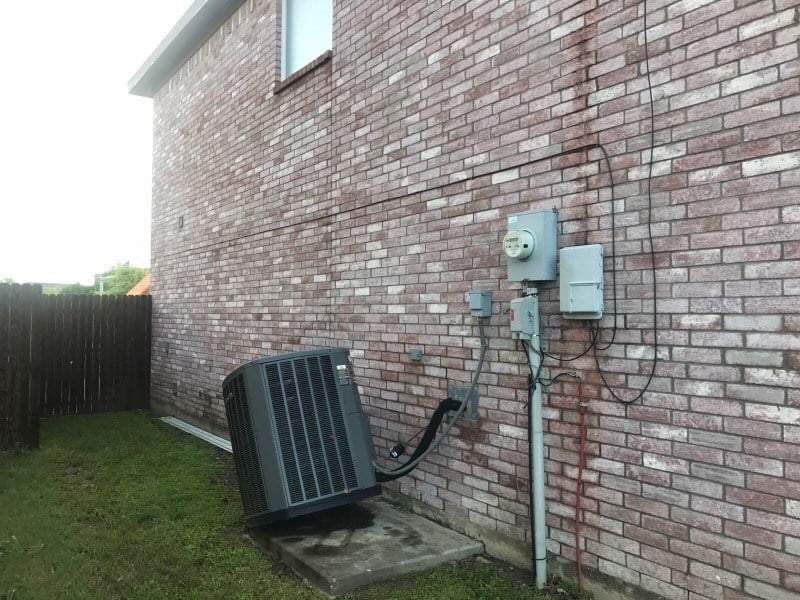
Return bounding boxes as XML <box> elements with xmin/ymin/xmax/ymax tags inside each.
<box><xmin>0</xmin><ymin>411</ymin><xmax>588</xmax><ymax>599</ymax></box>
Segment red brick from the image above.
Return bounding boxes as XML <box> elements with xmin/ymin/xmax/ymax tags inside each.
<box><xmin>748</xmin><ymin>473</ymin><xmax>800</xmax><ymax>501</ymax></box>
<box><xmin>724</xmin><ymin>521</ymin><xmax>783</xmax><ymax>549</ymax></box>
<box><xmin>723</xmin><ymin>554</ymin><xmax>780</xmax><ymax>585</ymax></box>
<box><xmin>744</xmin><ymin>544</ymin><xmax>800</xmax><ymax>574</ymax></box>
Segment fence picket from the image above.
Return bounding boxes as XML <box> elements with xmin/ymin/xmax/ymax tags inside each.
<box><xmin>0</xmin><ymin>286</ymin><xmax>10</xmax><ymax>448</ymax></box>
<box><xmin>8</xmin><ymin>285</ymin><xmax>25</xmax><ymax>444</ymax></box>
<box><xmin>54</xmin><ymin>296</ymin><xmax>66</xmax><ymax>415</ymax></box>
<box><xmin>102</xmin><ymin>295</ymin><xmax>113</xmax><ymax>412</ymax></box>
<box><xmin>78</xmin><ymin>296</ymin><xmax>90</xmax><ymax>414</ymax></box>
<box><xmin>110</xmin><ymin>298</ymin><xmax>121</xmax><ymax>411</ymax></box>
<box><xmin>27</xmin><ymin>289</ymin><xmax>41</xmax><ymax>448</ymax></box>
<box><xmin>119</xmin><ymin>297</ymin><xmax>130</xmax><ymax>410</ymax></box>
<box><xmin>0</xmin><ymin>285</ymin><xmax>41</xmax><ymax>448</ymax></box>
<box><xmin>87</xmin><ymin>296</ymin><xmax>101</xmax><ymax>412</ymax></box>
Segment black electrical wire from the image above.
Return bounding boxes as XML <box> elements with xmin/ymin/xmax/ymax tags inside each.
<box><xmin>538</xmin><ymin>371</ymin><xmax>580</xmax><ymax>389</ymax></box>
<box><xmin>526</xmin><ymin>370</ymin><xmax>536</xmax><ymax>578</ymax></box>
<box><xmin>521</xmin><ymin>339</ymin><xmax>580</xmax><ymax>398</ymax></box>
<box><xmin>540</xmin><ymin>325</ymin><xmax>598</xmax><ymax>362</ymax></box>
<box><xmin>374</xmin><ymin>319</ymin><xmax>490</xmax><ymax>480</ymax></box>
<box><xmin>520</xmin><ymin>340</ymin><xmax>543</xmax><ymax>394</ymax></box>
<box><xmin>400</xmin><ymin>423</ymin><xmax>426</xmax><ymax>448</ymax></box>
<box><xmin>522</xmin><ymin>345</ymin><xmax>581</xmax><ymax>578</ymax></box>
<box><xmin>539</xmin><ymin>141</ymin><xmax>618</xmax><ymax>362</ymax></box>
<box><xmin>386</xmin><ymin>422</ymin><xmax>428</xmax><ymax>461</ymax></box>
<box><xmin>375</xmin><ymin>398</ymin><xmax>463</xmax><ymax>482</ymax></box>
<box><xmin>591</xmin><ymin>143</ymin><xmax>620</xmax><ymax>352</ymax></box>
<box><xmin>592</xmin><ymin>0</ymin><xmax>659</xmax><ymax>405</ymax></box>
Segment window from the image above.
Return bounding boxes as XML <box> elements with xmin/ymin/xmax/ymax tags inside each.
<box><xmin>282</xmin><ymin>0</ymin><xmax>332</xmax><ymax>79</ymax></box>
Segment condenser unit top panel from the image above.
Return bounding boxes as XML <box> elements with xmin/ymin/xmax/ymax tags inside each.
<box><xmin>223</xmin><ymin>347</ymin><xmax>351</xmax><ymax>385</ymax></box>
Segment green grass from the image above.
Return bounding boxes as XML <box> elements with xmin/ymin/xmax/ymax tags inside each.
<box><xmin>341</xmin><ymin>560</ymin><xmax>588</xmax><ymax>600</ymax></box>
<box><xmin>0</xmin><ymin>412</ymin><xmax>589</xmax><ymax>599</ymax></box>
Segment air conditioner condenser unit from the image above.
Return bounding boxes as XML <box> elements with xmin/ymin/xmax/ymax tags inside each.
<box><xmin>223</xmin><ymin>348</ymin><xmax>381</xmax><ymax>527</ymax></box>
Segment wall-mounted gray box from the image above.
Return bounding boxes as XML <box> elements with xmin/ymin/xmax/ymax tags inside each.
<box><xmin>509</xmin><ymin>296</ymin><xmax>539</xmax><ymax>340</ymax></box>
<box><xmin>504</xmin><ymin>209</ymin><xmax>558</xmax><ymax>282</ymax></box>
<box><xmin>559</xmin><ymin>244</ymin><xmax>604</xmax><ymax>319</ymax></box>
<box><xmin>469</xmin><ymin>290</ymin><xmax>493</xmax><ymax>317</ymax></box>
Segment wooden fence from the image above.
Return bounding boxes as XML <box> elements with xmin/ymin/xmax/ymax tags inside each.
<box><xmin>0</xmin><ymin>284</ymin><xmax>152</xmax><ymax>449</ymax></box>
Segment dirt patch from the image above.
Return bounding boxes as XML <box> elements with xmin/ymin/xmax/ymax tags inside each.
<box><xmin>210</xmin><ymin>448</ymin><xmax>239</xmax><ymax>491</ymax></box>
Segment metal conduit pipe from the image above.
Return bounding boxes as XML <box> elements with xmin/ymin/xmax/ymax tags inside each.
<box><xmin>526</xmin><ymin>334</ymin><xmax>548</xmax><ymax>589</ymax></box>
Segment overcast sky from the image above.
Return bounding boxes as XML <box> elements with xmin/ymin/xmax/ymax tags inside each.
<box><xmin>0</xmin><ymin>0</ymin><xmax>193</xmax><ymax>284</ymax></box>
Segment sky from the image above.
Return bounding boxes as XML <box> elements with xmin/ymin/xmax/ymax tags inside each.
<box><xmin>0</xmin><ymin>0</ymin><xmax>193</xmax><ymax>285</ymax></box>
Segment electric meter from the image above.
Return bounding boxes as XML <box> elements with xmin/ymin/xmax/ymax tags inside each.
<box><xmin>503</xmin><ymin>230</ymin><xmax>535</xmax><ymax>260</ymax></box>
<box><xmin>504</xmin><ymin>209</ymin><xmax>558</xmax><ymax>282</ymax></box>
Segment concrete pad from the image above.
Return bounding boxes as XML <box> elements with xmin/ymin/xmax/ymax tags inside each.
<box><xmin>248</xmin><ymin>498</ymin><xmax>484</xmax><ymax>596</ymax></box>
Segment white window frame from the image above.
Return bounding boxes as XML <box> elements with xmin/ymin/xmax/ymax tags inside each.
<box><xmin>281</xmin><ymin>0</ymin><xmax>333</xmax><ymax>80</ymax></box>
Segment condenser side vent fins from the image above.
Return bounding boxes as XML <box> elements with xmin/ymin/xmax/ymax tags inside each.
<box><xmin>223</xmin><ymin>373</ymin><xmax>269</xmax><ymax>516</ymax></box>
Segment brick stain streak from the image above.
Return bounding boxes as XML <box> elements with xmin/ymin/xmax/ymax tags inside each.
<box><xmin>147</xmin><ymin>0</ymin><xmax>800</xmax><ymax>598</ymax></box>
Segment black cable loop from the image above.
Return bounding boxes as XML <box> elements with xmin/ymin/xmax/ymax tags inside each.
<box><xmin>593</xmin><ymin>0</ymin><xmax>660</xmax><ymax>405</ymax></box>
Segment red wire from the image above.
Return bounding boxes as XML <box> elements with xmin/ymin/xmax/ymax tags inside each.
<box><xmin>575</xmin><ymin>381</ymin><xmax>586</xmax><ymax>592</ymax></box>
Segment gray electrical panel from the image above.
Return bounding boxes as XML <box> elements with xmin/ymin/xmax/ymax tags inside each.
<box><xmin>560</xmin><ymin>245</ymin><xmax>604</xmax><ymax>320</ymax></box>
<box><xmin>503</xmin><ymin>209</ymin><xmax>558</xmax><ymax>282</ymax></box>
<box><xmin>510</xmin><ymin>296</ymin><xmax>539</xmax><ymax>340</ymax></box>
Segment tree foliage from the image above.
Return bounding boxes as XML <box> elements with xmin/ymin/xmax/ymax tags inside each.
<box><xmin>0</xmin><ymin>265</ymin><xmax>149</xmax><ymax>295</ymax></box>
<box><xmin>60</xmin><ymin>283</ymin><xmax>95</xmax><ymax>295</ymax></box>
<box><xmin>96</xmin><ymin>264</ymin><xmax>149</xmax><ymax>295</ymax></box>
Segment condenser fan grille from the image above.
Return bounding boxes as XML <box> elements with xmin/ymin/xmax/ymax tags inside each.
<box><xmin>266</xmin><ymin>355</ymin><xmax>358</xmax><ymax>506</ymax></box>
<box><xmin>223</xmin><ymin>374</ymin><xmax>269</xmax><ymax>515</ymax></box>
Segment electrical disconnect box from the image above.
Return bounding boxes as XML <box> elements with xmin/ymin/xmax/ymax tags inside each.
<box><xmin>560</xmin><ymin>244</ymin><xmax>604</xmax><ymax>320</ymax></box>
<box><xmin>503</xmin><ymin>209</ymin><xmax>558</xmax><ymax>282</ymax></box>
<box><xmin>510</xmin><ymin>296</ymin><xmax>539</xmax><ymax>340</ymax></box>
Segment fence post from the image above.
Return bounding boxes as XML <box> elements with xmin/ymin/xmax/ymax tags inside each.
<box><xmin>144</xmin><ymin>295</ymin><xmax>152</xmax><ymax>407</ymax></box>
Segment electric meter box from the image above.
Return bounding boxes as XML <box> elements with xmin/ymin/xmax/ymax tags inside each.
<box><xmin>560</xmin><ymin>244</ymin><xmax>604</xmax><ymax>320</ymax></box>
<box><xmin>504</xmin><ymin>209</ymin><xmax>557</xmax><ymax>282</ymax></box>
<box><xmin>510</xmin><ymin>296</ymin><xmax>539</xmax><ymax>340</ymax></box>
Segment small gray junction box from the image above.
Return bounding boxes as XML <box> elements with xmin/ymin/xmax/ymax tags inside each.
<box><xmin>510</xmin><ymin>296</ymin><xmax>539</xmax><ymax>340</ymax></box>
<box><xmin>469</xmin><ymin>290</ymin><xmax>493</xmax><ymax>318</ymax></box>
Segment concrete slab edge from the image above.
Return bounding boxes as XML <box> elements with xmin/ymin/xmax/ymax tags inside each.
<box><xmin>247</xmin><ymin>512</ymin><xmax>484</xmax><ymax>597</ymax></box>
<box><xmin>325</xmin><ymin>540</ymin><xmax>485</xmax><ymax>595</ymax></box>
<box><xmin>247</xmin><ymin>530</ymin><xmax>335</xmax><ymax>597</ymax></box>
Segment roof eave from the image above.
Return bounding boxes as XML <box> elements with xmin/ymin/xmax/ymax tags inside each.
<box><xmin>128</xmin><ymin>0</ymin><xmax>247</xmax><ymax>98</ymax></box>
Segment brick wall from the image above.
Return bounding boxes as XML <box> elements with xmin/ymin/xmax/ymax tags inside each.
<box><xmin>147</xmin><ymin>0</ymin><xmax>800</xmax><ymax>597</ymax></box>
